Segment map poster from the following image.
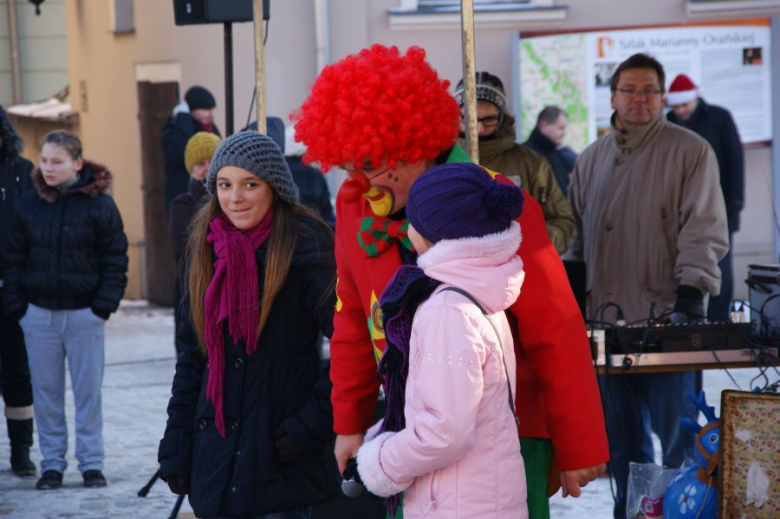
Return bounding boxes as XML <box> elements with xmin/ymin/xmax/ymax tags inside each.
<box><xmin>516</xmin><ymin>20</ymin><xmax>773</xmax><ymax>151</ymax></box>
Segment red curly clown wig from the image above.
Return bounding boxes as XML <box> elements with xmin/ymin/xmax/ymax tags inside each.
<box><xmin>291</xmin><ymin>45</ymin><xmax>460</xmax><ymax>172</ymax></box>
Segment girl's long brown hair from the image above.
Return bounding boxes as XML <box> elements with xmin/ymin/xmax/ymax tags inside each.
<box><xmin>186</xmin><ymin>193</ymin><xmax>332</xmax><ymax>353</ymax></box>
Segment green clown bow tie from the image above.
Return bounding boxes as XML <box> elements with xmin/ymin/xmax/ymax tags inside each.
<box><xmin>357</xmin><ymin>217</ymin><xmax>415</xmax><ymax>258</ymax></box>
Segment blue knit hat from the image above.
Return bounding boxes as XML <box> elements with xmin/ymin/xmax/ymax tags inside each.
<box><xmin>206</xmin><ymin>131</ymin><xmax>300</xmax><ymax>205</ymax></box>
<box><xmin>407</xmin><ymin>163</ymin><xmax>524</xmax><ymax>243</ymax></box>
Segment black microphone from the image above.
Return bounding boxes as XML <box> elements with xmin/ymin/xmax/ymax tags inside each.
<box><xmin>341</xmin><ymin>458</ymin><xmax>364</xmax><ymax>498</ymax></box>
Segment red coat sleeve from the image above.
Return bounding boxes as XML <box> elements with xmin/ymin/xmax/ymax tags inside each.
<box><xmin>329</xmin><ymin>194</ymin><xmax>381</xmax><ymax>434</ymax></box>
<box><xmin>511</xmin><ymin>192</ymin><xmax>609</xmax><ymax>470</ymax></box>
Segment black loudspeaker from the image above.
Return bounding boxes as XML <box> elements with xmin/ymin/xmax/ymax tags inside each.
<box><xmin>747</xmin><ymin>263</ymin><xmax>780</xmax><ymax>338</ymax></box>
<box><xmin>173</xmin><ymin>0</ymin><xmax>269</xmax><ymax>26</ymax></box>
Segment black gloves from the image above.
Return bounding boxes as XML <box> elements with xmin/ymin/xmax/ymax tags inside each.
<box><xmin>91</xmin><ymin>307</ymin><xmax>111</xmax><ymax>320</ymax></box>
<box><xmin>7</xmin><ymin>308</ymin><xmax>26</xmax><ymax>322</ymax></box>
<box><xmin>164</xmin><ymin>474</ymin><xmax>189</xmax><ymax>495</ymax></box>
<box><xmin>670</xmin><ymin>285</ymin><xmax>705</xmax><ymax>324</ymax></box>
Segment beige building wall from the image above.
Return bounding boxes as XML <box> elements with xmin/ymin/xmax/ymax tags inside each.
<box><xmin>0</xmin><ymin>0</ymin><xmax>69</xmax><ymax>107</ymax></box>
<box><xmin>65</xmin><ymin>1</ymin><xmax>255</xmax><ymax>299</ymax></box>
<box><xmin>64</xmin><ymin>0</ymin><xmax>778</xmax><ymax>301</ymax></box>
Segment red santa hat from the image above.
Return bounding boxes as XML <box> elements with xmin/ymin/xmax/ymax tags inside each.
<box><xmin>667</xmin><ymin>74</ymin><xmax>698</xmax><ymax>106</ymax></box>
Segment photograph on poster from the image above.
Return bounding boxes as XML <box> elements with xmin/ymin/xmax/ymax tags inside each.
<box><xmin>517</xmin><ymin>20</ymin><xmax>773</xmax><ymax>151</ymax></box>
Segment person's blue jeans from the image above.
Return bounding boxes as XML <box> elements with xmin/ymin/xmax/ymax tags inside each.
<box><xmin>20</xmin><ymin>304</ymin><xmax>106</xmax><ymax>474</ymax></box>
<box><xmin>708</xmin><ymin>235</ymin><xmax>733</xmax><ymax>322</ymax></box>
<box><xmin>598</xmin><ymin>371</ymin><xmax>698</xmax><ymax>519</ymax></box>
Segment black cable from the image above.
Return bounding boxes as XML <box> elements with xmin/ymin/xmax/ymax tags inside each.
<box><xmin>245</xmin><ymin>87</ymin><xmax>257</xmax><ymax>129</ymax></box>
<box><xmin>707</xmin><ymin>334</ymin><xmax>743</xmax><ymax>391</ymax></box>
<box><xmin>595</xmin><ymin>340</ymin><xmax>619</xmax><ymax>506</ymax></box>
<box><xmin>758</xmin><ymin>293</ymin><xmax>780</xmax><ymax>340</ymax></box>
<box><xmin>244</xmin><ymin>19</ymin><xmax>270</xmax><ymax>129</ymax></box>
<box><xmin>749</xmin><ymin>365</ymin><xmax>771</xmax><ymax>392</ymax></box>
<box><xmin>592</xmin><ymin>302</ymin><xmax>625</xmax><ymax>326</ymax></box>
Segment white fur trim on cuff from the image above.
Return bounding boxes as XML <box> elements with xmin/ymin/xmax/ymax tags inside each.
<box><xmin>666</xmin><ymin>90</ymin><xmax>697</xmax><ymax>106</ymax></box>
<box><xmin>357</xmin><ymin>432</ymin><xmax>413</xmax><ymax>497</ymax></box>
<box><xmin>364</xmin><ymin>419</ymin><xmax>384</xmax><ymax>442</ymax></box>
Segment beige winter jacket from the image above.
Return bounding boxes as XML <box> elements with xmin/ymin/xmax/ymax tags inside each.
<box><xmin>566</xmin><ymin>114</ymin><xmax>728</xmax><ymax>323</ymax></box>
<box><xmin>461</xmin><ymin>121</ymin><xmax>575</xmax><ymax>254</ymax></box>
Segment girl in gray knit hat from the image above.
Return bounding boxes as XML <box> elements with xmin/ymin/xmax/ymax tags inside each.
<box><xmin>159</xmin><ymin>131</ymin><xmax>339</xmax><ymax>518</ymax></box>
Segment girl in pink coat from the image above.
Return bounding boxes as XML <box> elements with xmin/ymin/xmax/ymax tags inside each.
<box><xmin>356</xmin><ymin>162</ymin><xmax>528</xmax><ymax>518</ymax></box>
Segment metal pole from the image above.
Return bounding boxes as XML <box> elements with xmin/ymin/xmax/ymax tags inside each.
<box><xmin>460</xmin><ymin>0</ymin><xmax>479</xmax><ymax>163</ymax></box>
<box><xmin>224</xmin><ymin>22</ymin><xmax>235</xmax><ymax>136</ymax></box>
<box><xmin>6</xmin><ymin>0</ymin><xmax>22</xmax><ymax>104</ymax></box>
<box><xmin>772</xmin><ymin>16</ymin><xmax>780</xmax><ymax>261</ymax></box>
<box><xmin>314</xmin><ymin>0</ymin><xmax>331</xmax><ymax>74</ymax></box>
<box><xmin>253</xmin><ymin>0</ymin><xmax>267</xmax><ymax>134</ymax></box>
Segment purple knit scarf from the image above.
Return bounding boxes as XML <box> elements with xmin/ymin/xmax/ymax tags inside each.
<box><xmin>378</xmin><ymin>264</ymin><xmax>441</xmax><ymax>516</ymax></box>
<box><xmin>204</xmin><ymin>209</ymin><xmax>273</xmax><ymax>437</ymax></box>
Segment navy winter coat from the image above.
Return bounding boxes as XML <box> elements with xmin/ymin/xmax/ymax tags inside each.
<box><xmin>0</xmin><ymin>107</ymin><xmax>34</xmax><ymax>280</ymax></box>
<box><xmin>523</xmin><ymin>127</ymin><xmax>577</xmax><ymax>198</ymax></box>
<box><xmin>286</xmin><ymin>156</ymin><xmax>335</xmax><ymax>227</ymax></box>
<box><xmin>667</xmin><ymin>98</ymin><xmax>744</xmax><ymax>233</ymax></box>
<box><xmin>2</xmin><ymin>162</ymin><xmax>129</xmax><ymax>320</ymax></box>
<box><xmin>158</xmin><ymin>213</ymin><xmax>340</xmax><ymax>518</ymax></box>
<box><xmin>161</xmin><ymin>113</ymin><xmax>220</xmax><ymax>215</ymax></box>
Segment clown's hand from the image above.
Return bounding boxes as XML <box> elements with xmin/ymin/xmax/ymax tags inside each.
<box><xmin>559</xmin><ymin>464</ymin><xmax>606</xmax><ymax>498</ymax></box>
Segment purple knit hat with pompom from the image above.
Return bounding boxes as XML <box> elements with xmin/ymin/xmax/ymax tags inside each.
<box><xmin>406</xmin><ymin>162</ymin><xmax>524</xmax><ymax>243</ymax></box>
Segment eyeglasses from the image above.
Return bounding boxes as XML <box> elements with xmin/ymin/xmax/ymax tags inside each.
<box><xmin>460</xmin><ymin>113</ymin><xmax>503</xmax><ymax>129</ymax></box>
<box><xmin>614</xmin><ymin>87</ymin><xmax>664</xmax><ymax>99</ymax></box>
<box><xmin>344</xmin><ymin>165</ymin><xmax>392</xmax><ymax>181</ymax></box>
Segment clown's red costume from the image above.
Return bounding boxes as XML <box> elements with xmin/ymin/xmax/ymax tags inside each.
<box><xmin>293</xmin><ymin>44</ymin><xmax>608</xmax><ymax>517</ymax></box>
<box><xmin>329</xmin><ymin>147</ymin><xmax>608</xmax><ymax>470</ymax></box>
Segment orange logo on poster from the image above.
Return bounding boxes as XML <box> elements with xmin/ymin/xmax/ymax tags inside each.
<box><xmin>598</xmin><ymin>37</ymin><xmax>614</xmax><ymax>58</ymax></box>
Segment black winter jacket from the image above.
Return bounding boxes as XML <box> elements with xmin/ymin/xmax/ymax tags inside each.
<box><xmin>161</xmin><ymin>113</ymin><xmax>220</xmax><ymax>215</ymax></box>
<box><xmin>523</xmin><ymin>127</ymin><xmax>577</xmax><ymax>198</ymax></box>
<box><xmin>285</xmin><ymin>156</ymin><xmax>335</xmax><ymax>227</ymax></box>
<box><xmin>169</xmin><ymin>179</ymin><xmax>209</xmax><ymax>270</ymax></box>
<box><xmin>667</xmin><ymin>98</ymin><xmax>744</xmax><ymax>233</ymax></box>
<box><xmin>158</xmin><ymin>213</ymin><xmax>339</xmax><ymax>518</ymax></box>
<box><xmin>0</xmin><ymin>107</ymin><xmax>34</xmax><ymax>280</ymax></box>
<box><xmin>2</xmin><ymin>162</ymin><xmax>129</xmax><ymax>320</ymax></box>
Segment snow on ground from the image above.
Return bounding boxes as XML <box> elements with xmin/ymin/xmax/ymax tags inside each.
<box><xmin>0</xmin><ymin>301</ymin><xmax>774</xmax><ymax>518</ymax></box>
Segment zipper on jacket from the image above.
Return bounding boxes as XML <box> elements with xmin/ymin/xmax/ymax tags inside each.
<box><xmin>56</xmin><ymin>198</ymin><xmax>68</xmax><ymax>307</ymax></box>
<box><xmin>428</xmin><ymin>469</ymin><xmax>439</xmax><ymax>509</ymax></box>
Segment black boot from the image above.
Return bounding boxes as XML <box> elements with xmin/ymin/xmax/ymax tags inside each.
<box><xmin>7</xmin><ymin>418</ymin><xmax>36</xmax><ymax>477</ymax></box>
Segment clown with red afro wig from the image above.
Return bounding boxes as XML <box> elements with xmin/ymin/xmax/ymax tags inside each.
<box><xmin>291</xmin><ymin>45</ymin><xmax>460</xmax><ymax>172</ymax></box>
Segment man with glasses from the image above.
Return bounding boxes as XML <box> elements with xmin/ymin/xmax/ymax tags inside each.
<box><xmin>566</xmin><ymin>53</ymin><xmax>728</xmax><ymax>519</ymax></box>
<box><xmin>454</xmin><ymin>72</ymin><xmax>575</xmax><ymax>254</ymax></box>
<box><xmin>294</xmin><ymin>45</ymin><xmax>608</xmax><ymax>519</ymax></box>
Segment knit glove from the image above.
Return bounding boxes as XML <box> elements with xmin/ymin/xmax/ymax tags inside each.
<box><xmin>172</xmin><ymin>101</ymin><xmax>190</xmax><ymax>117</ymax></box>
<box><xmin>669</xmin><ymin>285</ymin><xmax>705</xmax><ymax>324</ymax></box>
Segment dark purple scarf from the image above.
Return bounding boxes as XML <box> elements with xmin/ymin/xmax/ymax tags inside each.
<box><xmin>378</xmin><ymin>264</ymin><xmax>441</xmax><ymax>516</ymax></box>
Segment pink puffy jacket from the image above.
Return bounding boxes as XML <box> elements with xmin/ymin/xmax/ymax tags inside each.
<box><xmin>357</xmin><ymin>223</ymin><xmax>528</xmax><ymax>518</ymax></box>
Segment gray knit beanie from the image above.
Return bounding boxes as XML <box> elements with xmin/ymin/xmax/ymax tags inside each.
<box><xmin>206</xmin><ymin>131</ymin><xmax>300</xmax><ymax>205</ymax></box>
